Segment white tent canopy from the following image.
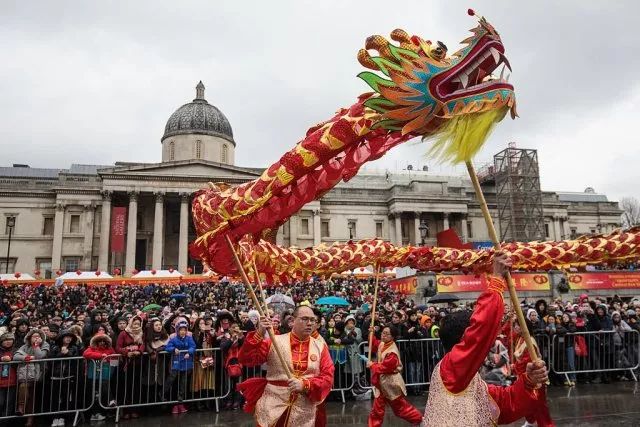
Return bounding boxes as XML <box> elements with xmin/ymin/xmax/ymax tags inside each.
<box><xmin>59</xmin><ymin>271</ymin><xmax>113</xmax><ymax>280</ymax></box>
<box><xmin>131</xmin><ymin>269</ymin><xmax>182</xmax><ymax>279</ymax></box>
<box><xmin>0</xmin><ymin>273</ymin><xmax>35</xmax><ymax>281</ymax></box>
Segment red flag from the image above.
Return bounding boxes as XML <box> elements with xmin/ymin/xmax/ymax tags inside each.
<box><xmin>110</xmin><ymin>207</ymin><xmax>127</xmax><ymax>253</ymax></box>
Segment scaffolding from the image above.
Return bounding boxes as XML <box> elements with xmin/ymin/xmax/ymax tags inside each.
<box><xmin>493</xmin><ymin>146</ymin><xmax>545</xmax><ymax>242</ymax></box>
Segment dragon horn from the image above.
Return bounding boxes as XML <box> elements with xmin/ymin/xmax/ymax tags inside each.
<box><xmin>357</xmin><ymin>48</ymin><xmax>379</xmax><ymax>71</ymax></box>
<box><xmin>365</xmin><ymin>35</ymin><xmax>394</xmax><ymax>61</ymax></box>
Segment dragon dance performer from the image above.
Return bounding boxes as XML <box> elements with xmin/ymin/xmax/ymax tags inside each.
<box><xmin>237</xmin><ymin>305</ymin><xmax>334</xmax><ymax>427</ymax></box>
<box><xmin>365</xmin><ymin>325</ymin><xmax>423</xmax><ymax>427</ymax></box>
<box><xmin>422</xmin><ymin>254</ymin><xmax>550</xmax><ymax>426</ymax></box>
<box><xmin>512</xmin><ymin>321</ymin><xmax>555</xmax><ymax>427</ymax></box>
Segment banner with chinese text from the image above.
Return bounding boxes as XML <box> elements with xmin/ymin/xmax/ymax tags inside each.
<box><xmin>110</xmin><ymin>207</ymin><xmax>127</xmax><ymax>253</ymax></box>
<box><xmin>567</xmin><ymin>272</ymin><xmax>640</xmax><ymax>290</ymax></box>
<box><xmin>437</xmin><ymin>273</ymin><xmax>550</xmax><ymax>293</ymax></box>
<box><xmin>388</xmin><ymin>276</ymin><xmax>417</xmax><ymax>295</ymax></box>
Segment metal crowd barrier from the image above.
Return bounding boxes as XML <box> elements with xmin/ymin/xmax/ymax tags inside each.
<box><xmin>550</xmin><ymin>330</ymin><xmax>640</xmax><ymax>382</ymax></box>
<box><xmin>2</xmin><ymin>332</ymin><xmax>638</xmax><ymax>424</ymax></box>
<box><xmin>0</xmin><ymin>356</ymin><xmax>94</xmax><ymax>426</ymax></box>
<box><xmin>98</xmin><ymin>348</ymin><xmax>231</xmax><ymax>422</ymax></box>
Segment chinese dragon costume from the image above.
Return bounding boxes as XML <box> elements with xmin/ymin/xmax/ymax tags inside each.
<box><xmin>190</xmin><ymin>11</ymin><xmax>640</xmax><ymax>283</ymax></box>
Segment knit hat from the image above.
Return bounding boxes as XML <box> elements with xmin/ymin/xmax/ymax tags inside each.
<box><xmin>0</xmin><ymin>332</ymin><xmax>15</xmax><ymax>343</ymax></box>
<box><xmin>526</xmin><ymin>308</ymin><xmax>537</xmax><ymax>320</ymax></box>
<box><xmin>175</xmin><ymin>321</ymin><xmax>189</xmax><ymax>332</ymax></box>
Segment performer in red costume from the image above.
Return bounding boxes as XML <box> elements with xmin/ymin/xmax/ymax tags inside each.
<box><xmin>422</xmin><ymin>254</ymin><xmax>550</xmax><ymax>426</ymax></box>
<box><xmin>237</xmin><ymin>305</ymin><xmax>334</xmax><ymax>427</ymax></box>
<box><xmin>311</xmin><ymin>307</ymin><xmax>328</xmax><ymax>427</ymax></box>
<box><xmin>512</xmin><ymin>321</ymin><xmax>556</xmax><ymax>427</ymax></box>
<box><xmin>366</xmin><ymin>325</ymin><xmax>423</xmax><ymax>427</ymax></box>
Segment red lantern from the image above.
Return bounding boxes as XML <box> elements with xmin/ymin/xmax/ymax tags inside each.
<box><xmin>168</xmin><ymin>267</ymin><xmax>174</xmax><ymax>273</ymax></box>
<box><xmin>95</xmin><ymin>270</ymin><xmax>101</xmax><ymax>276</ymax></box>
<box><xmin>14</xmin><ymin>272</ymin><xmax>21</xmax><ymax>279</ymax></box>
<box><xmin>132</xmin><ymin>269</ymin><xmax>139</xmax><ymax>275</ymax></box>
<box><xmin>151</xmin><ymin>269</ymin><xmax>157</xmax><ymax>275</ymax></box>
<box><xmin>187</xmin><ymin>267</ymin><xmax>193</xmax><ymax>274</ymax></box>
<box><xmin>34</xmin><ymin>269</ymin><xmax>41</xmax><ymax>277</ymax></box>
<box><xmin>56</xmin><ymin>269</ymin><xmax>62</xmax><ymax>276</ymax></box>
<box><xmin>1</xmin><ymin>279</ymin><xmax>8</xmax><ymax>286</ymax></box>
<box><xmin>114</xmin><ymin>268</ymin><xmax>121</xmax><ymax>276</ymax></box>
<box><xmin>76</xmin><ymin>270</ymin><xmax>82</xmax><ymax>276</ymax></box>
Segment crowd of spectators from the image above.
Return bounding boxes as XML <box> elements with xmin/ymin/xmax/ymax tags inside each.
<box><xmin>0</xmin><ymin>277</ymin><xmax>638</xmax><ymax>425</ymax></box>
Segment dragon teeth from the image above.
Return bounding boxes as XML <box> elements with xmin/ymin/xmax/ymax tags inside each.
<box><xmin>459</xmin><ymin>73</ymin><xmax>469</xmax><ymax>88</ymax></box>
<box><xmin>499</xmin><ymin>64</ymin><xmax>505</xmax><ymax>80</ymax></box>
<box><xmin>490</xmin><ymin>47</ymin><xmax>501</xmax><ymax>65</ymax></box>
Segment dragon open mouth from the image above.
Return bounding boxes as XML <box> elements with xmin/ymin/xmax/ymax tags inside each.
<box><xmin>434</xmin><ymin>39</ymin><xmax>513</xmax><ymax>100</ymax></box>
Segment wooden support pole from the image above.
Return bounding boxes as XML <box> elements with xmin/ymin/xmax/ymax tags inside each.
<box><xmin>465</xmin><ymin>160</ymin><xmax>539</xmax><ymax>362</ymax></box>
<box><xmin>225</xmin><ymin>236</ymin><xmax>293</xmax><ymax>378</ymax></box>
<box><xmin>367</xmin><ymin>264</ymin><xmax>382</xmax><ymax>361</ymax></box>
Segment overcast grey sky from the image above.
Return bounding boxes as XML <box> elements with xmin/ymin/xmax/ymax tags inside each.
<box><xmin>1</xmin><ymin>0</ymin><xmax>638</xmax><ymax>201</ymax></box>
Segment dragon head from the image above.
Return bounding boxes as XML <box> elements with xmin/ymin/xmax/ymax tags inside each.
<box><xmin>358</xmin><ymin>9</ymin><xmax>516</xmax><ymax>138</ymax></box>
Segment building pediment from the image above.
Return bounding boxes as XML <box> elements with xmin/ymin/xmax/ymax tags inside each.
<box><xmin>99</xmin><ymin>160</ymin><xmax>262</xmax><ymax>180</ymax></box>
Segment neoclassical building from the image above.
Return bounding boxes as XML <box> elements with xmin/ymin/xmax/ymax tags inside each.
<box><xmin>0</xmin><ymin>83</ymin><xmax>622</xmax><ymax>277</ymax></box>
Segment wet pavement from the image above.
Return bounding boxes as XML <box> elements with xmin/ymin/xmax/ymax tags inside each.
<box><xmin>83</xmin><ymin>382</ymin><xmax>640</xmax><ymax>426</ymax></box>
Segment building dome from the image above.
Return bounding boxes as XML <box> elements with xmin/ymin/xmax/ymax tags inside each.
<box><xmin>162</xmin><ymin>81</ymin><xmax>234</xmax><ymax>145</ymax></box>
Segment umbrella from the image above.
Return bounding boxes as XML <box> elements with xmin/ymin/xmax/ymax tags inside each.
<box><xmin>316</xmin><ymin>296</ymin><xmax>350</xmax><ymax>306</ymax></box>
<box><xmin>142</xmin><ymin>304</ymin><xmax>162</xmax><ymax>313</ymax></box>
<box><xmin>265</xmin><ymin>294</ymin><xmax>295</xmax><ymax>314</ymax></box>
<box><xmin>170</xmin><ymin>293</ymin><xmax>187</xmax><ymax>300</ymax></box>
<box><xmin>428</xmin><ymin>294</ymin><xmax>460</xmax><ymax>304</ymax></box>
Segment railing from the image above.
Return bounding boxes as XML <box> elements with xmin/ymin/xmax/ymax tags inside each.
<box><xmin>0</xmin><ymin>356</ymin><xmax>94</xmax><ymax>426</ymax></box>
<box><xmin>0</xmin><ymin>331</ymin><xmax>637</xmax><ymax>424</ymax></box>
<box><xmin>549</xmin><ymin>330</ymin><xmax>639</xmax><ymax>382</ymax></box>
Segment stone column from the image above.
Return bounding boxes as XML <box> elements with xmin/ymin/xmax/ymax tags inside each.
<box><xmin>289</xmin><ymin>216</ymin><xmax>298</xmax><ymax>246</ymax></box>
<box><xmin>394</xmin><ymin>213</ymin><xmax>402</xmax><ymax>246</ymax></box>
<box><xmin>98</xmin><ymin>192</ymin><xmax>112</xmax><ymax>271</ymax></box>
<box><xmin>562</xmin><ymin>217</ymin><xmax>571</xmax><ymax>239</ymax></box>
<box><xmin>178</xmin><ymin>193</ymin><xmax>189</xmax><ymax>273</ymax></box>
<box><xmin>152</xmin><ymin>192</ymin><xmax>165</xmax><ymax>269</ymax></box>
<box><xmin>312</xmin><ymin>209</ymin><xmax>321</xmax><ymax>245</ymax></box>
<box><xmin>124</xmin><ymin>192</ymin><xmax>138</xmax><ymax>275</ymax></box>
<box><xmin>443</xmin><ymin>212</ymin><xmax>450</xmax><ymax>230</ymax></box>
<box><xmin>461</xmin><ymin>216</ymin><xmax>469</xmax><ymax>243</ymax></box>
<box><xmin>51</xmin><ymin>203</ymin><xmax>65</xmax><ymax>271</ymax></box>
<box><xmin>413</xmin><ymin>213</ymin><xmax>421</xmax><ymax>245</ymax></box>
<box><xmin>82</xmin><ymin>203</ymin><xmax>96</xmax><ymax>270</ymax></box>
<box><xmin>553</xmin><ymin>216</ymin><xmax>562</xmax><ymax>240</ymax></box>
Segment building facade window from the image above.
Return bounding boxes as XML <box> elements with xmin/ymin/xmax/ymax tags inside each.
<box><xmin>0</xmin><ymin>258</ymin><xmax>17</xmax><ymax>273</ymax></box>
<box><xmin>4</xmin><ymin>215</ymin><xmax>16</xmax><ymax>235</ymax></box>
<box><xmin>36</xmin><ymin>258</ymin><xmax>52</xmax><ymax>278</ymax></box>
<box><xmin>467</xmin><ymin>220</ymin><xmax>473</xmax><ymax>239</ymax></box>
<box><xmin>69</xmin><ymin>215</ymin><xmax>80</xmax><ymax>233</ymax></box>
<box><xmin>321</xmin><ymin>220</ymin><xmax>330</xmax><ymax>238</ymax></box>
<box><xmin>222</xmin><ymin>144</ymin><xmax>228</xmax><ymax>163</ymax></box>
<box><xmin>169</xmin><ymin>141</ymin><xmax>175</xmax><ymax>160</ymax></box>
<box><xmin>375</xmin><ymin>221</ymin><xmax>383</xmax><ymax>238</ymax></box>
<box><xmin>42</xmin><ymin>216</ymin><xmax>54</xmax><ymax>235</ymax></box>
<box><xmin>64</xmin><ymin>257</ymin><xmax>81</xmax><ymax>272</ymax></box>
<box><xmin>137</xmin><ymin>210</ymin><xmax>145</xmax><ymax>231</ymax></box>
<box><xmin>544</xmin><ymin>223</ymin><xmax>550</xmax><ymax>239</ymax></box>
<box><xmin>570</xmin><ymin>227</ymin><xmax>577</xmax><ymax>239</ymax></box>
<box><xmin>348</xmin><ymin>220</ymin><xmax>357</xmax><ymax>239</ymax></box>
<box><xmin>195</xmin><ymin>140</ymin><xmax>202</xmax><ymax>159</ymax></box>
<box><xmin>300</xmin><ymin>218</ymin><xmax>310</xmax><ymax>235</ymax></box>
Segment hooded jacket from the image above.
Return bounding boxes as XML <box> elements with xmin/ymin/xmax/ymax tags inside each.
<box><xmin>14</xmin><ymin>329</ymin><xmax>50</xmax><ymax>382</ymax></box>
<box><xmin>0</xmin><ymin>332</ymin><xmax>16</xmax><ymax>387</ymax></box>
<box><xmin>165</xmin><ymin>323</ymin><xmax>196</xmax><ymax>371</ymax></box>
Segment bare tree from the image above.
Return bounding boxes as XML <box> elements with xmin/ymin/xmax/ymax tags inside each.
<box><xmin>621</xmin><ymin>197</ymin><xmax>640</xmax><ymax>228</ymax></box>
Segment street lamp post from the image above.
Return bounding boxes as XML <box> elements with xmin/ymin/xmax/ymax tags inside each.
<box><xmin>348</xmin><ymin>222</ymin><xmax>354</xmax><ymax>240</ymax></box>
<box><xmin>5</xmin><ymin>217</ymin><xmax>15</xmax><ymax>273</ymax></box>
<box><xmin>419</xmin><ymin>219</ymin><xmax>429</xmax><ymax>246</ymax></box>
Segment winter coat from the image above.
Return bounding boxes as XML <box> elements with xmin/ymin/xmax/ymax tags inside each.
<box><xmin>115</xmin><ymin>330</ymin><xmax>145</xmax><ymax>371</ymax></box>
<box><xmin>343</xmin><ymin>326</ymin><xmax>363</xmax><ymax>374</ymax></box>
<box><xmin>14</xmin><ymin>329</ymin><xmax>50</xmax><ymax>382</ymax></box>
<box><xmin>83</xmin><ymin>334</ymin><xmax>116</xmax><ymax>381</ymax></box>
<box><xmin>49</xmin><ymin>331</ymin><xmax>82</xmax><ymax>379</ymax></box>
<box><xmin>0</xmin><ymin>342</ymin><xmax>16</xmax><ymax>387</ymax></box>
<box><xmin>165</xmin><ymin>334</ymin><xmax>196</xmax><ymax>371</ymax></box>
